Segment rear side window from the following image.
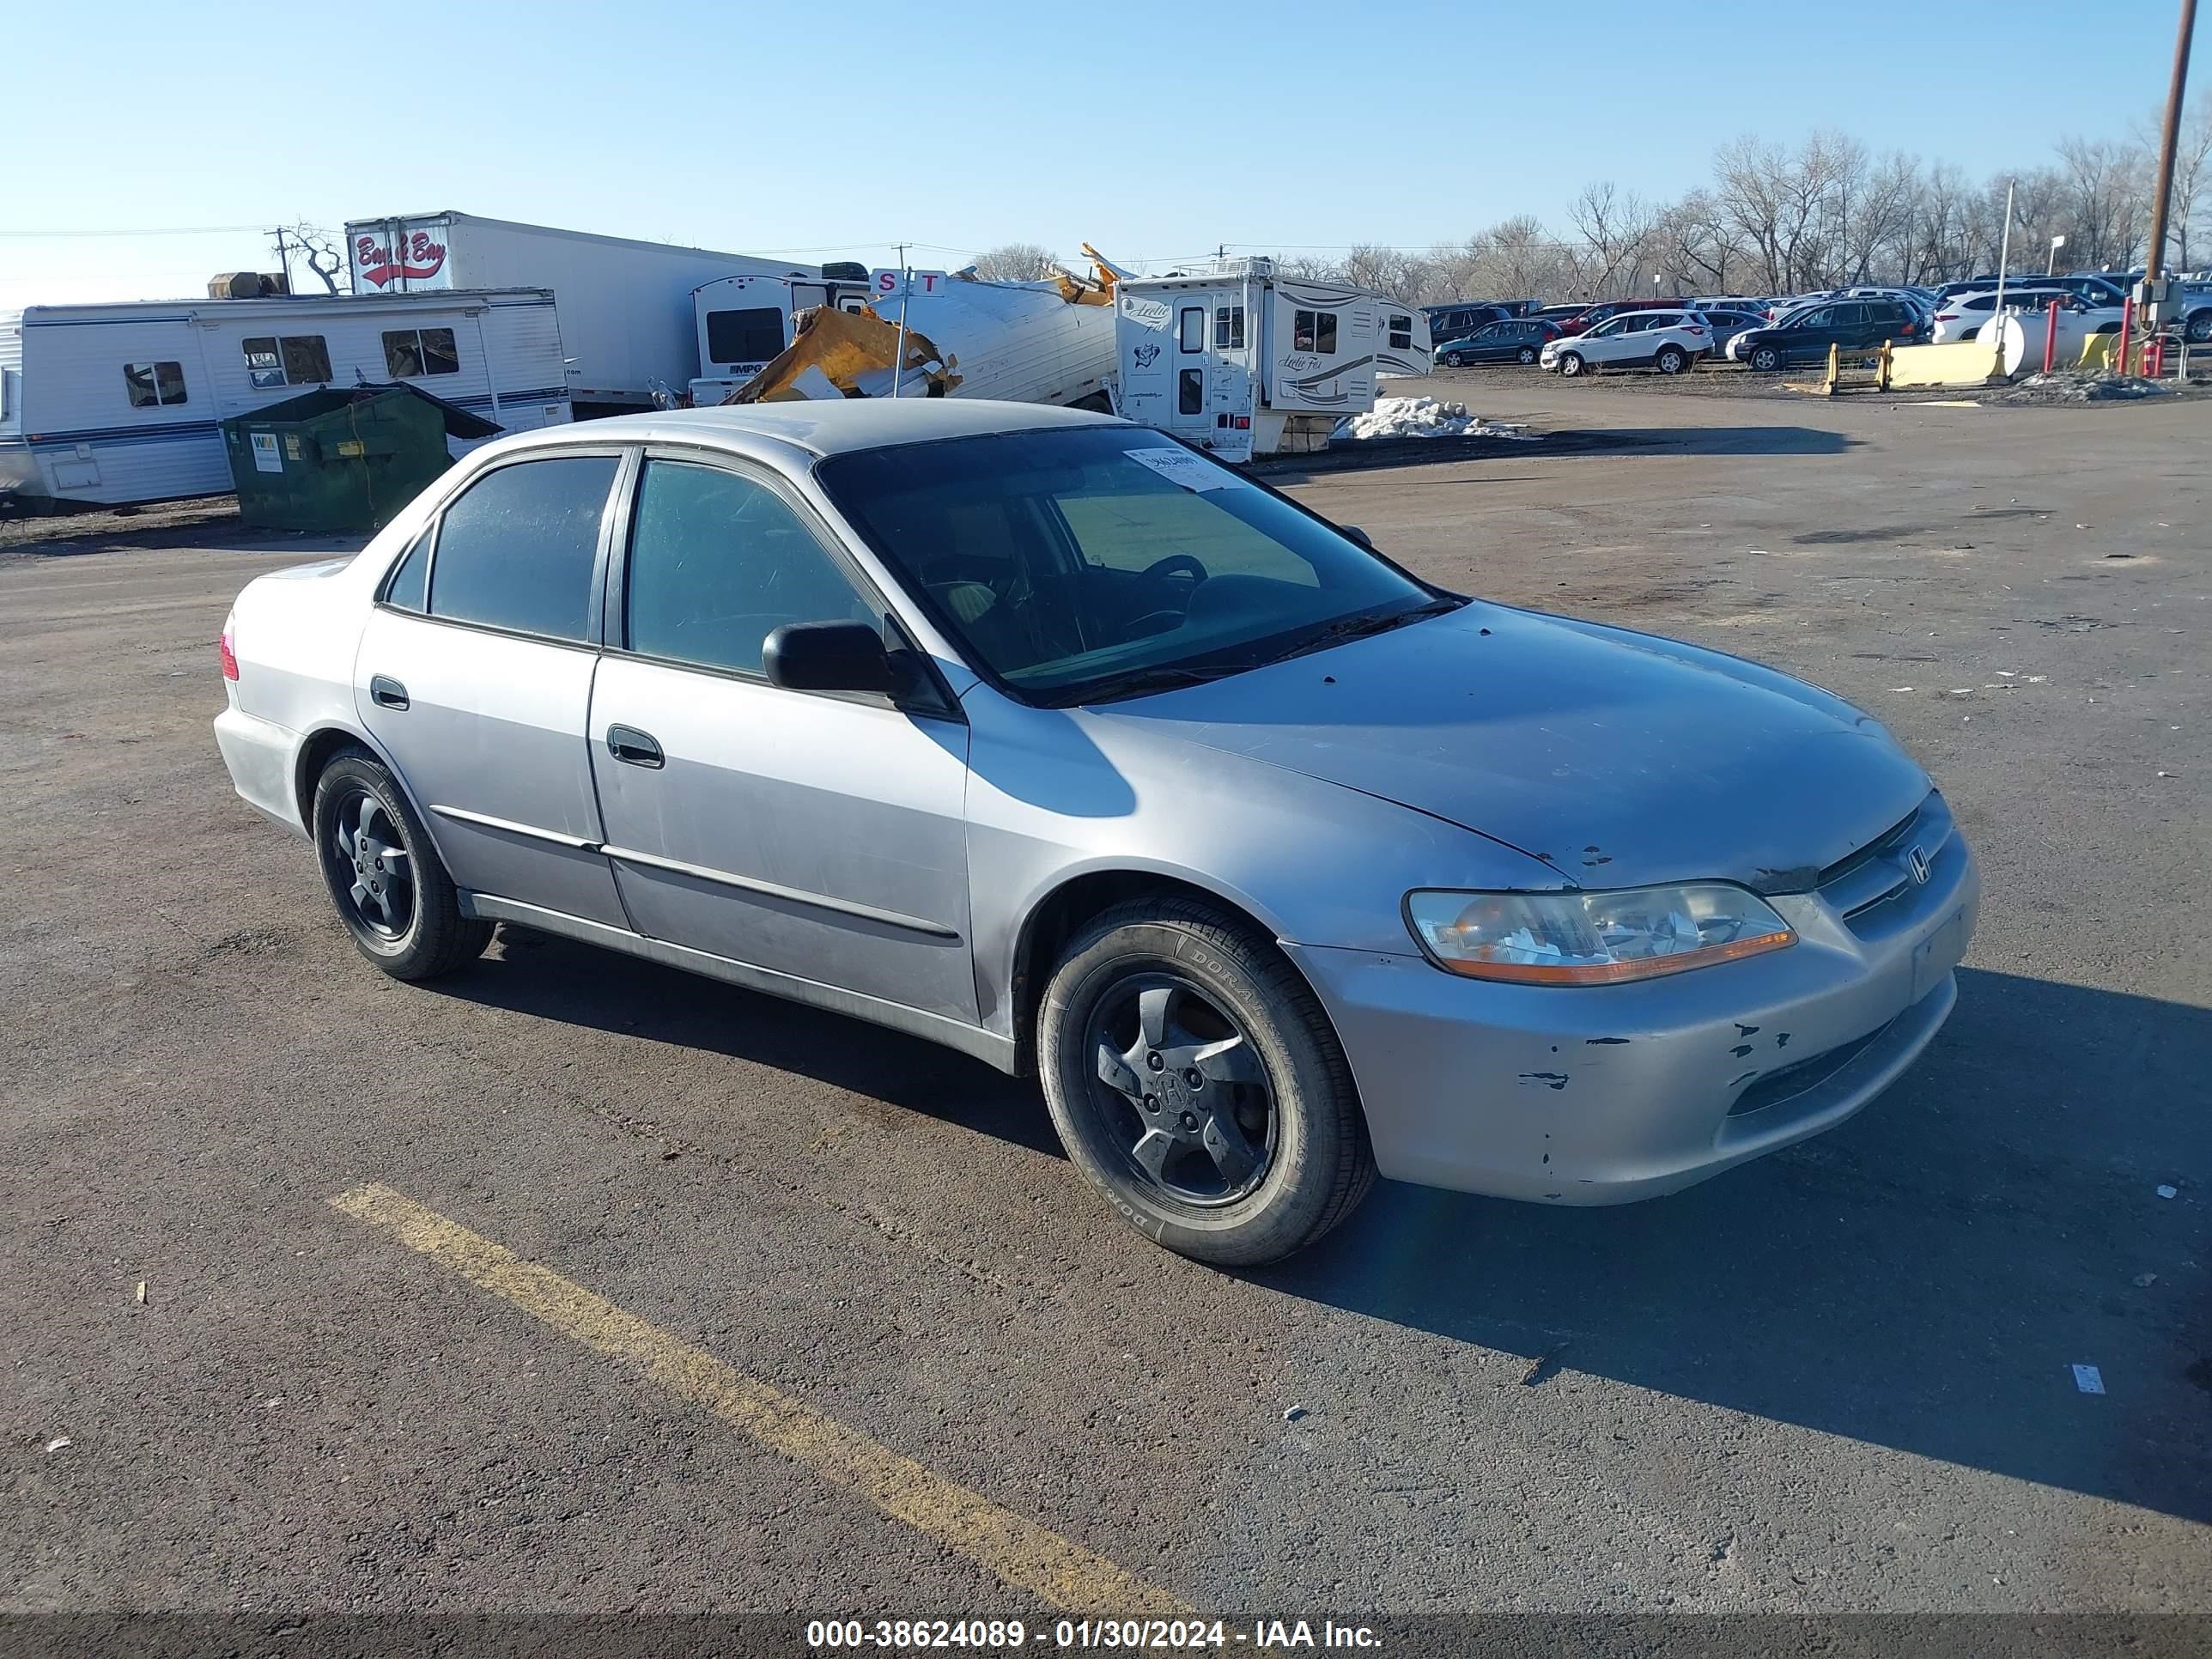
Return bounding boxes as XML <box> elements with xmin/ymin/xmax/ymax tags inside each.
<box><xmin>381</xmin><ymin>529</ymin><xmax>432</xmax><ymax>612</ymax></box>
<box><xmin>1387</xmin><ymin>313</ymin><xmax>1413</xmax><ymax>349</ymax></box>
<box><xmin>623</xmin><ymin>459</ymin><xmax>875</xmax><ymax>677</ymax></box>
<box><xmin>705</xmin><ymin>307</ymin><xmax>786</xmax><ymax>364</ymax></box>
<box><xmin>427</xmin><ymin>455</ymin><xmax>619</xmax><ymax>641</ymax></box>
<box><xmin>125</xmin><ymin>361</ymin><xmax>188</xmax><ymax>407</ymax></box>
<box><xmin>382</xmin><ymin>327</ymin><xmax>459</xmax><ymax>378</ymax></box>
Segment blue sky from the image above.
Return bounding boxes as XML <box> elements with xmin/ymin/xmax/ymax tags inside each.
<box><xmin>6</xmin><ymin>0</ymin><xmax>2202</xmax><ymax>307</ymax></box>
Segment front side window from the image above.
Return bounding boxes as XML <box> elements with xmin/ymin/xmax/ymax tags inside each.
<box><xmin>125</xmin><ymin>361</ymin><xmax>187</xmax><ymax>408</ymax></box>
<box><xmin>427</xmin><ymin>455</ymin><xmax>619</xmax><ymax>641</ymax></box>
<box><xmin>1291</xmin><ymin>309</ymin><xmax>1340</xmax><ymax>354</ymax></box>
<box><xmin>243</xmin><ymin>335</ymin><xmax>333</xmax><ymax>388</ymax></box>
<box><xmin>817</xmin><ymin>427</ymin><xmax>1445</xmax><ymax>706</ymax></box>
<box><xmin>382</xmin><ymin>326</ymin><xmax>460</xmax><ymax>379</ymax></box>
<box><xmin>1178</xmin><ymin>307</ymin><xmax>1206</xmax><ymax>352</ymax></box>
<box><xmin>623</xmin><ymin>459</ymin><xmax>875</xmax><ymax>677</ymax></box>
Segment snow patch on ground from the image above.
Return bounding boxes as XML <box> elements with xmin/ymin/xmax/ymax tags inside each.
<box><xmin>1334</xmin><ymin>398</ymin><xmax>1538</xmax><ymax>441</ymax></box>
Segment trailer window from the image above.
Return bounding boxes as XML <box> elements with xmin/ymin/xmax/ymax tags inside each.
<box><xmin>243</xmin><ymin>335</ymin><xmax>334</xmax><ymax>389</ymax></box>
<box><xmin>124</xmin><ymin>362</ymin><xmax>188</xmax><ymax>408</ymax></box>
<box><xmin>1213</xmin><ymin>306</ymin><xmax>1245</xmax><ymax>349</ymax></box>
<box><xmin>1292</xmin><ymin>310</ymin><xmax>1339</xmax><ymax>355</ymax></box>
<box><xmin>1178</xmin><ymin>307</ymin><xmax>1206</xmax><ymax>353</ymax></box>
<box><xmin>705</xmin><ymin>307</ymin><xmax>787</xmax><ymax>367</ymax></box>
<box><xmin>1388</xmin><ymin>314</ymin><xmax>1413</xmax><ymax>349</ymax></box>
<box><xmin>382</xmin><ymin>327</ymin><xmax>459</xmax><ymax>379</ymax></box>
<box><xmin>1178</xmin><ymin>368</ymin><xmax>1204</xmax><ymax>416</ymax></box>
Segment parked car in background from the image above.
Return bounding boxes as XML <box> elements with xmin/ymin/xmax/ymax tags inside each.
<box><xmin>1424</xmin><ymin>302</ymin><xmax>1514</xmax><ymax>345</ymax></box>
<box><xmin>1928</xmin><ymin>288</ymin><xmax>2116</xmax><ymax>343</ymax></box>
<box><xmin>1530</xmin><ymin>302</ymin><xmax>1593</xmax><ymax>330</ymax></box>
<box><xmin>1543</xmin><ymin>309</ymin><xmax>1711</xmax><ymax>375</ymax></box>
<box><xmin>1555</xmin><ymin>297</ymin><xmax>1690</xmax><ymax>337</ymax></box>
<box><xmin>211</xmin><ymin>398</ymin><xmax>1978</xmax><ymax>1267</ymax></box>
<box><xmin>1436</xmin><ymin>318</ymin><xmax>1563</xmax><ymax>366</ymax></box>
<box><xmin>1698</xmin><ymin>309</ymin><xmax>1767</xmax><ymax>355</ymax></box>
<box><xmin>1729</xmin><ymin>298</ymin><xmax>1921</xmax><ymax>369</ymax></box>
<box><xmin>1935</xmin><ymin>273</ymin><xmax>2125</xmax><ymax>310</ymax></box>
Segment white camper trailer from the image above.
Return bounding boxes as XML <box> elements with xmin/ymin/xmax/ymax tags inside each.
<box><xmin>1114</xmin><ymin>260</ymin><xmax>1431</xmax><ymax>461</ymax></box>
<box><xmin>689</xmin><ymin>270</ymin><xmax>875</xmax><ymax>405</ymax></box>
<box><xmin>345</xmin><ymin>212</ymin><xmax>823</xmax><ymax>413</ymax></box>
<box><xmin>0</xmin><ymin>289</ymin><xmax>568</xmax><ymax>509</ymax></box>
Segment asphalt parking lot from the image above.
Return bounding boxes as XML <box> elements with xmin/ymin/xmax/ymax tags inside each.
<box><xmin>3</xmin><ymin>382</ymin><xmax>2207</xmax><ymax>1636</ymax></box>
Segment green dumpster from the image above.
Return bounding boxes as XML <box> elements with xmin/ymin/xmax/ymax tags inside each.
<box><xmin>222</xmin><ymin>384</ymin><xmax>502</xmax><ymax>533</ymax></box>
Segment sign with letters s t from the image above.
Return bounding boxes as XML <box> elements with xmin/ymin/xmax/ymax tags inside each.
<box><xmin>871</xmin><ymin>269</ymin><xmax>950</xmax><ymax>301</ymax></box>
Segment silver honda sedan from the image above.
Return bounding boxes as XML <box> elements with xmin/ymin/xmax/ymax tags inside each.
<box><xmin>214</xmin><ymin>400</ymin><xmax>1978</xmax><ymax>1265</ymax></box>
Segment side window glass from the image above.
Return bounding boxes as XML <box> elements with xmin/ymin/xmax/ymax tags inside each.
<box><xmin>624</xmin><ymin>460</ymin><xmax>876</xmax><ymax>677</ymax></box>
<box><xmin>428</xmin><ymin>455</ymin><xmax>618</xmax><ymax>641</ymax></box>
<box><xmin>1314</xmin><ymin>312</ymin><xmax>1338</xmax><ymax>353</ymax></box>
<box><xmin>382</xmin><ymin>529</ymin><xmax>432</xmax><ymax>612</ymax></box>
<box><xmin>1387</xmin><ymin>313</ymin><xmax>1413</xmax><ymax>349</ymax></box>
<box><xmin>1178</xmin><ymin>307</ymin><xmax>1206</xmax><ymax>352</ymax></box>
<box><xmin>1177</xmin><ymin>368</ymin><xmax>1205</xmax><ymax>415</ymax></box>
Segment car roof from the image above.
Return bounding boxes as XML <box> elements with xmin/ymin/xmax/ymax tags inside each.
<box><xmin>535</xmin><ymin>398</ymin><xmax>1123</xmax><ymax>459</ymax></box>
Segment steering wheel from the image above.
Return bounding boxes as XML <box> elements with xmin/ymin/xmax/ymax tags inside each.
<box><xmin>1139</xmin><ymin>553</ymin><xmax>1207</xmax><ymax>588</ymax></box>
<box><xmin>1122</xmin><ymin>554</ymin><xmax>1208</xmax><ymax>640</ymax></box>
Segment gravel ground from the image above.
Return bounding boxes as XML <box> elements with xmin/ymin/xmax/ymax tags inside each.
<box><xmin>1</xmin><ymin>385</ymin><xmax>2205</xmax><ymax>1638</ymax></box>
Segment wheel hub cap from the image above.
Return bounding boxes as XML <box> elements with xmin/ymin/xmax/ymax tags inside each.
<box><xmin>1090</xmin><ymin>977</ymin><xmax>1275</xmax><ymax>1205</ymax></box>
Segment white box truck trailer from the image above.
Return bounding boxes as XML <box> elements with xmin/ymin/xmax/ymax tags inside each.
<box><xmin>1114</xmin><ymin>260</ymin><xmax>1431</xmax><ymax>461</ymax></box>
<box><xmin>344</xmin><ymin>212</ymin><xmax>825</xmax><ymax>414</ymax></box>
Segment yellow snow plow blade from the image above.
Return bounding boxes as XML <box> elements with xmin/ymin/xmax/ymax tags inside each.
<box><xmin>725</xmin><ymin>305</ymin><xmax>957</xmax><ymax>404</ymax></box>
<box><xmin>1053</xmin><ymin>247</ymin><xmax>1125</xmax><ymax>307</ymax></box>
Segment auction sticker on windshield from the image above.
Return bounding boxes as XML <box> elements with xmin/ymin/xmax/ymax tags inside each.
<box><xmin>1126</xmin><ymin>447</ymin><xmax>1241</xmax><ymax>491</ymax></box>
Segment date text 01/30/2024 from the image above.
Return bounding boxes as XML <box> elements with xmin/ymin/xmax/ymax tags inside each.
<box><xmin>805</xmin><ymin>1619</ymin><xmax>1383</xmax><ymax>1650</ymax></box>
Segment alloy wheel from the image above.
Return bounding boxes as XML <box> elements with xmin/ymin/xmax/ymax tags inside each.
<box><xmin>329</xmin><ymin>789</ymin><xmax>415</xmax><ymax>938</ymax></box>
<box><xmin>1086</xmin><ymin>974</ymin><xmax>1277</xmax><ymax>1206</ymax></box>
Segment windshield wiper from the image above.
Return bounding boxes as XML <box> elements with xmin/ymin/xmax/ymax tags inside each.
<box><xmin>1055</xmin><ymin>661</ymin><xmax>1252</xmax><ymax>707</ymax></box>
<box><xmin>1276</xmin><ymin>596</ymin><xmax>1463</xmax><ymax>663</ymax></box>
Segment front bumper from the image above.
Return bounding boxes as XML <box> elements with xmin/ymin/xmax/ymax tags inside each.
<box><xmin>1286</xmin><ymin>823</ymin><xmax>1978</xmax><ymax>1205</ymax></box>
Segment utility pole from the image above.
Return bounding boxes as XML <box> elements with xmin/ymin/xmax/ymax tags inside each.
<box><xmin>269</xmin><ymin>226</ymin><xmax>291</xmax><ymax>291</ymax></box>
<box><xmin>2142</xmin><ymin>0</ymin><xmax>2198</xmax><ymax>290</ymax></box>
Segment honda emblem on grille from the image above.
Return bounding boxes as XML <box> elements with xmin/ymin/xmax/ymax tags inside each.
<box><xmin>1906</xmin><ymin>845</ymin><xmax>1931</xmax><ymax>886</ymax></box>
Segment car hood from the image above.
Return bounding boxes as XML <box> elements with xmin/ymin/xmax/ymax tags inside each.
<box><xmin>1091</xmin><ymin>603</ymin><xmax>1930</xmax><ymax>893</ymax></box>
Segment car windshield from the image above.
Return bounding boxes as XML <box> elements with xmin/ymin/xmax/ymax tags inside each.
<box><xmin>816</xmin><ymin>426</ymin><xmax>1452</xmax><ymax>706</ymax></box>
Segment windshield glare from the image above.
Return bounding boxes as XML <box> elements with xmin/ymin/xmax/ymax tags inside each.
<box><xmin>817</xmin><ymin>427</ymin><xmax>1440</xmax><ymax>703</ymax></box>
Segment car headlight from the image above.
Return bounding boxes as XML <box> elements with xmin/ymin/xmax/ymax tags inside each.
<box><xmin>1403</xmin><ymin>884</ymin><xmax>1796</xmax><ymax>985</ymax></box>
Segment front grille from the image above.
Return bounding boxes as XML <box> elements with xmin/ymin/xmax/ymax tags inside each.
<box><xmin>1817</xmin><ymin>792</ymin><xmax>1954</xmax><ymax>925</ymax></box>
<box><xmin>1727</xmin><ymin>1019</ymin><xmax>1894</xmax><ymax>1116</ymax></box>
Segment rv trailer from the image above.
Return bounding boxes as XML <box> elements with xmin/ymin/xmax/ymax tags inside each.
<box><xmin>1115</xmin><ymin>259</ymin><xmax>1431</xmax><ymax>461</ymax></box>
<box><xmin>689</xmin><ymin>269</ymin><xmax>876</xmax><ymax>406</ymax></box>
<box><xmin>345</xmin><ymin>211</ymin><xmax>824</xmax><ymax>414</ymax></box>
<box><xmin>0</xmin><ymin>289</ymin><xmax>568</xmax><ymax>510</ymax></box>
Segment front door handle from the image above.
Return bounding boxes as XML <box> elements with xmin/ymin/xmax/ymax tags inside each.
<box><xmin>606</xmin><ymin>724</ymin><xmax>664</xmax><ymax>769</ymax></box>
<box><xmin>369</xmin><ymin>675</ymin><xmax>409</xmax><ymax>710</ymax></box>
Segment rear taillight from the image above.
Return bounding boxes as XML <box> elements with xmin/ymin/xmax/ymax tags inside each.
<box><xmin>219</xmin><ymin>621</ymin><xmax>239</xmax><ymax>681</ymax></box>
<box><xmin>1935</xmin><ymin>312</ymin><xmax>1956</xmax><ymax>322</ymax></box>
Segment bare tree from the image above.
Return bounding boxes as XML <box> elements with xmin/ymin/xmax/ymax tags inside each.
<box><xmin>1565</xmin><ymin>180</ymin><xmax>1660</xmax><ymax>298</ymax></box>
<box><xmin>2052</xmin><ymin>137</ymin><xmax>2151</xmax><ymax>270</ymax></box>
<box><xmin>970</xmin><ymin>242</ymin><xmax>1064</xmax><ymax>283</ymax></box>
<box><xmin>274</xmin><ymin>222</ymin><xmax>349</xmax><ymax>294</ymax></box>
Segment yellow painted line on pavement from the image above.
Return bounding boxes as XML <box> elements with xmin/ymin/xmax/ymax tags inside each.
<box><xmin>330</xmin><ymin>1182</ymin><xmax>1189</xmax><ymax>1616</ymax></box>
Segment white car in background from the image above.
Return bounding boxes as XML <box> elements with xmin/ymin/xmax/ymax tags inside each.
<box><xmin>1541</xmin><ymin>309</ymin><xmax>1711</xmax><ymax>377</ymax></box>
<box><xmin>1929</xmin><ymin>288</ymin><xmax>2119</xmax><ymax>344</ymax></box>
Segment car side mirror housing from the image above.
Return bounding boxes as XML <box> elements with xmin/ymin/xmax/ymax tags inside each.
<box><xmin>1339</xmin><ymin>525</ymin><xmax>1375</xmax><ymax>551</ymax></box>
<box><xmin>763</xmin><ymin>619</ymin><xmax>897</xmax><ymax>696</ymax></box>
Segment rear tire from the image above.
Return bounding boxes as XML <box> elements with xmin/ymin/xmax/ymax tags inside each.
<box><xmin>312</xmin><ymin>750</ymin><xmax>490</xmax><ymax>981</ymax></box>
<box><xmin>1516</xmin><ymin>345</ymin><xmax>1538</xmax><ymax>364</ymax></box>
<box><xmin>1558</xmin><ymin>350</ymin><xmax>1587</xmax><ymax>378</ymax></box>
<box><xmin>2186</xmin><ymin>309</ymin><xmax>2212</xmax><ymax>345</ymax></box>
<box><xmin>1038</xmin><ymin>897</ymin><xmax>1376</xmax><ymax>1267</ymax></box>
<box><xmin>1655</xmin><ymin>344</ymin><xmax>1687</xmax><ymax>375</ymax></box>
<box><xmin>1748</xmin><ymin>344</ymin><xmax>1781</xmax><ymax>373</ymax></box>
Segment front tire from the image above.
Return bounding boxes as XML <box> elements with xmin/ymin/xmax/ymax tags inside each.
<box><xmin>2185</xmin><ymin>309</ymin><xmax>2212</xmax><ymax>344</ymax></box>
<box><xmin>1748</xmin><ymin>344</ymin><xmax>1781</xmax><ymax>373</ymax></box>
<box><xmin>1558</xmin><ymin>350</ymin><xmax>1587</xmax><ymax>378</ymax></box>
<box><xmin>1038</xmin><ymin>898</ymin><xmax>1376</xmax><ymax>1266</ymax></box>
<box><xmin>1443</xmin><ymin>351</ymin><xmax>1468</xmax><ymax>368</ymax></box>
<box><xmin>313</xmin><ymin>750</ymin><xmax>490</xmax><ymax>981</ymax></box>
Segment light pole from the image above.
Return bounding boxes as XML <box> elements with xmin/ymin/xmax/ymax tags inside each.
<box><xmin>2047</xmin><ymin>234</ymin><xmax>2067</xmax><ymax>277</ymax></box>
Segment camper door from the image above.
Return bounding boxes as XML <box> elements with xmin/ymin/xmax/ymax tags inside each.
<box><xmin>1120</xmin><ymin>284</ymin><xmax>1257</xmax><ymax>461</ymax></box>
<box><xmin>1265</xmin><ymin>287</ymin><xmax>1380</xmax><ymax>414</ymax></box>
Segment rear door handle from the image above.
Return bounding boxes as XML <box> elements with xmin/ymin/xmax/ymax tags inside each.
<box><xmin>369</xmin><ymin>675</ymin><xmax>409</xmax><ymax>710</ymax></box>
<box><xmin>605</xmin><ymin>724</ymin><xmax>664</xmax><ymax>769</ymax></box>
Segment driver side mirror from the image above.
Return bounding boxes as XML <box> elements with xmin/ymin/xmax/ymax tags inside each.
<box><xmin>1339</xmin><ymin>525</ymin><xmax>1375</xmax><ymax>551</ymax></box>
<box><xmin>763</xmin><ymin>619</ymin><xmax>899</xmax><ymax>696</ymax></box>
